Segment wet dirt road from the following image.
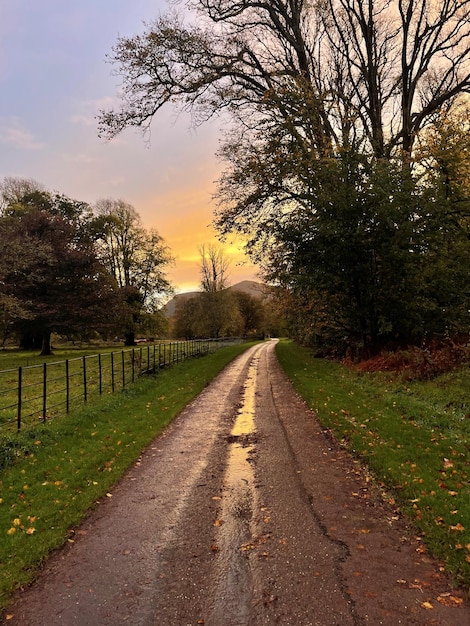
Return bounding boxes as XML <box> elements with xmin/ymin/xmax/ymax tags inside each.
<box><xmin>4</xmin><ymin>340</ymin><xmax>469</xmax><ymax>625</ymax></box>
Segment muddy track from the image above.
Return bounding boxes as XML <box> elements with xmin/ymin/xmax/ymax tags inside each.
<box><xmin>3</xmin><ymin>341</ymin><xmax>469</xmax><ymax>625</ymax></box>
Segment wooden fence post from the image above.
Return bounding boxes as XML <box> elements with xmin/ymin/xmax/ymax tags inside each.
<box><xmin>98</xmin><ymin>354</ymin><xmax>102</xmax><ymax>395</ymax></box>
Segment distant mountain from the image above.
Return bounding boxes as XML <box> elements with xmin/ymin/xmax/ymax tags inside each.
<box><xmin>162</xmin><ymin>280</ymin><xmax>266</xmax><ymax>318</ymax></box>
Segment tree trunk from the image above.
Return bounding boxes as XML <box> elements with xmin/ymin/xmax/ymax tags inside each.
<box><xmin>19</xmin><ymin>330</ymin><xmax>43</xmax><ymax>351</ymax></box>
<box><xmin>124</xmin><ymin>331</ymin><xmax>136</xmax><ymax>346</ymax></box>
<box><xmin>40</xmin><ymin>330</ymin><xmax>53</xmax><ymax>356</ymax></box>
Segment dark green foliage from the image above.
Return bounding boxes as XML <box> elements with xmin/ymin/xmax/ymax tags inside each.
<box><xmin>264</xmin><ymin>157</ymin><xmax>470</xmax><ymax>356</ymax></box>
<box><xmin>0</xmin><ymin>183</ymin><xmax>119</xmax><ymax>353</ymax></box>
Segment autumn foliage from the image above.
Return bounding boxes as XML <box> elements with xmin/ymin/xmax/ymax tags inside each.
<box><xmin>353</xmin><ymin>340</ymin><xmax>470</xmax><ymax>381</ymax></box>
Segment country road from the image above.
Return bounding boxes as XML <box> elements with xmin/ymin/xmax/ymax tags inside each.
<box><xmin>3</xmin><ymin>340</ymin><xmax>469</xmax><ymax>625</ymax></box>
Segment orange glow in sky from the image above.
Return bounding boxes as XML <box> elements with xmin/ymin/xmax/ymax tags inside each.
<box><xmin>152</xmin><ymin>200</ymin><xmax>259</xmax><ymax>294</ymax></box>
<box><xmin>0</xmin><ymin>1</ymin><xmax>259</xmax><ymax>294</ymax></box>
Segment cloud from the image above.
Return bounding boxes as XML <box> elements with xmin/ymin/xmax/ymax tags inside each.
<box><xmin>0</xmin><ymin>118</ymin><xmax>43</xmax><ymax>150</ymax></box>
<box><xmin>69</xmin><ymin>114</ymin><xmax>96</xmax><ymax>128</ymax></box>
<box><xmin>62</xmin><ymin>152</ymin><xmax>101</xmax><ymax>165</ymax></box>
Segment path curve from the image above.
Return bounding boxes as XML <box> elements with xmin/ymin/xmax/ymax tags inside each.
<box><xmin>3</xmin><ymin>340</ymin><xmax>469</xmax><ymax>625</ymax></box>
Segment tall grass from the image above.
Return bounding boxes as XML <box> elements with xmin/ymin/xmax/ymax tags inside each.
<box><xmin>276</xmin><ymin>340</ymin><xmax>470</xmax><ymax>592</ymax></box>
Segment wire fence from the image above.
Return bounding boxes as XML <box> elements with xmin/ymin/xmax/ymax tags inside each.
<box><xmin>0</xmin><ymin>339</ymin><xmax>238</xmax><ymax>433</ymax></box>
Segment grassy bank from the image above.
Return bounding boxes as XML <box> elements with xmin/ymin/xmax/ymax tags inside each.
<box><xmin>276</xmin><ymin>340</ymin><xmax>470</xmax><ymax>593</ymax></box>
<box><xmin>0</xmin><ymin>341</ymin><xmax>257</xmax><ymax>610</ymax></box>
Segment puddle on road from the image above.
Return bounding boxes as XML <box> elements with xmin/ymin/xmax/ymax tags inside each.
<box><xmin>207</xmin><ymin>357</ymin><xmax>259</xmax><ymax>625</ymax></box>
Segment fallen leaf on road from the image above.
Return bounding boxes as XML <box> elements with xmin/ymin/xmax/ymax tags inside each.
<box><xmin>437</xmin><ymin>594</ymin><xmax>463</xmax><ymax>607</ymax></box>
<box><xmin>421</xmin><ymin>601</ymin><xmax>433</xmax><ymax>610</ymax></box>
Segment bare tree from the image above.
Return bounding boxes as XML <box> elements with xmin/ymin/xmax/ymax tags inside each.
<box><xmin>98</xmin><ymin>1</ymin><xmax>470</xmax><ymax>159</ymax></box>
<box><xmin>199</xmin><ymin>243</ymin><xmax>230</xmax><ymax>293</ymax></box>
<box><xmin>322</xmin><ymin>0</ymin><xmax>470</xmax><ymax>157</ymax></box>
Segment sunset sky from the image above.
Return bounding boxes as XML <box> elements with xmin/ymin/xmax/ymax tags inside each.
<box><xmin>0</xmin><ymin>0</ymin><xmax>259</xmax><ymax>292</ymax></box>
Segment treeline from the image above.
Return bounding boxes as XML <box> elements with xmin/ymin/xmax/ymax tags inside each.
<box><xmin>99</xmin><ymin>0</ymin><xmax>470</xmax><ymax>358</ymax></box>
<box><xmin>172</xmin><ymin>287</ymin><xmax>283</xmax><ymax>340</ymax></box>
<box><xmin>0</xmin><ymin>177</ymin><xmax>173</xmax><ymax>354</ymax></box>
<box><xmin>171</xmin><ymin>245</ymin><xmax>284</xmax><ymax>340</ymax></box>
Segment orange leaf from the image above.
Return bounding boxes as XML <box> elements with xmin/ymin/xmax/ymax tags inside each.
<box><xmin>421</xmin><ymin>601</ymin><xmax>433</xmax><ymax>610</ymax></box>
<box><xmin>437</xmin><ymin>594</ymin><xmax>463</xmax><ymax>607</ymax></box>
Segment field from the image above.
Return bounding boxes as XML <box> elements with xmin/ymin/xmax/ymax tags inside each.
<box><xmin>276</xmin><ymin>340</ymin><xmax>470</xmax><ymax>593</ymax></box>
<box><xmin>0</xmin><ymin>340</ymin><xmax>220</xmax><ymax>433</ymax></box>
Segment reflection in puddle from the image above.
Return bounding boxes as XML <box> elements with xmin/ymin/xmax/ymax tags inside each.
<box><xmin>207</xmin><ymin>357</ymin><xmax>259</xmax><ymax>625</ymax></box>
<box><xmin>231</xmin><ymin>363</ymin><xmax>256</xmax><ymax>438</ymax></box>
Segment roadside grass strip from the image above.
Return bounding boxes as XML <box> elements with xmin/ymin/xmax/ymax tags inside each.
<box><xmin>276</xmin><ymin>340</ymin><xmax>470</xmax><ymax>593</ymax></box>
<box><xmin>0</xmin><ymin>342</ymin><xmax>257</xmax><ymax>610</ymax></box>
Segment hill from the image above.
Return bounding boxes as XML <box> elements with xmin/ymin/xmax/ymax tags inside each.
<box><xmin>162</xmin><ymin>280</ymin><xmax>266</xmax><ymax>318</ymax></box>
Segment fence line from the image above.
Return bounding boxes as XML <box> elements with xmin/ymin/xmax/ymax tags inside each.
<box><xmin>0</xmin><ymin>339</ymin><xmax>238</xmax><ymax>433</ymax></box>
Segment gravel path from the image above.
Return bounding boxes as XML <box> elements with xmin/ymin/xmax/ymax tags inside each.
<box><xmin>3</xmin><ymin>340</ymin><xmax>469</xmax><ymax>625</ymax></box>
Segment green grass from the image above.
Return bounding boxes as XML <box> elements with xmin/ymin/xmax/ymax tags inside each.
<box><xmin>0</xmin><ymin>344</ymin><xmax>121</xmax><ymax>369</ymax></box>
<box><xmin>276</xmin><ymin>340</ymin><xmax>470</xmax><ymax>593</ymax></box>
<box><xmin>0</xmin><ymin>341</ymin><xmax>258</xmax><ymax>610</ymax></box>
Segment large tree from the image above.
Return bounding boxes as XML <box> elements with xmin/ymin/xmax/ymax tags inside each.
<box><xmin>0</xmin><ymin>180</ymin><xmax>119</xmax><ymax>354</ymax></box>
<box><xmin>94</xmin><ymin>198</ymin><xmax>174</xmax><ymax>345</ymax></box>
<box><xmin>99</xmin><ymin>1</ymin><xmax>470</xmax><ymax>354</ymax></box>
<box><xmin>99</xmin><ymin>1</ymin><xmax>470</xmax><ymax>156</ymax></box>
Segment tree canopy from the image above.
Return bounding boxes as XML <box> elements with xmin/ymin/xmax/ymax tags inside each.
<box><xmin>0</xmin><ymin>179</ymin><xmax>174</xmax><ymax>352</ymax></box>
<box><xmin>99</xmin><ymin>1</ymin><xmax>470</xmax><ymax>355</ymax></box>
<box><xmin>0</xmin><ymin>180</ymin><xmax>118</xmax><ymax>353</ymax></box>
<box><xmin>94</xmin><ymin>198</ymin><xmax>174</xmax><ymax>345</ymax></box>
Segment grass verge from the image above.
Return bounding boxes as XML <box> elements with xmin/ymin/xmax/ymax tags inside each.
<box><xmin>0</xmin><ymin>341</ymin><xmax>257</xmax><ymax>610</ymax></box>
<box><xmin>276</xmin><ymin>340</ymin><xmax>470</xmax><ymax>593</ymax></box>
